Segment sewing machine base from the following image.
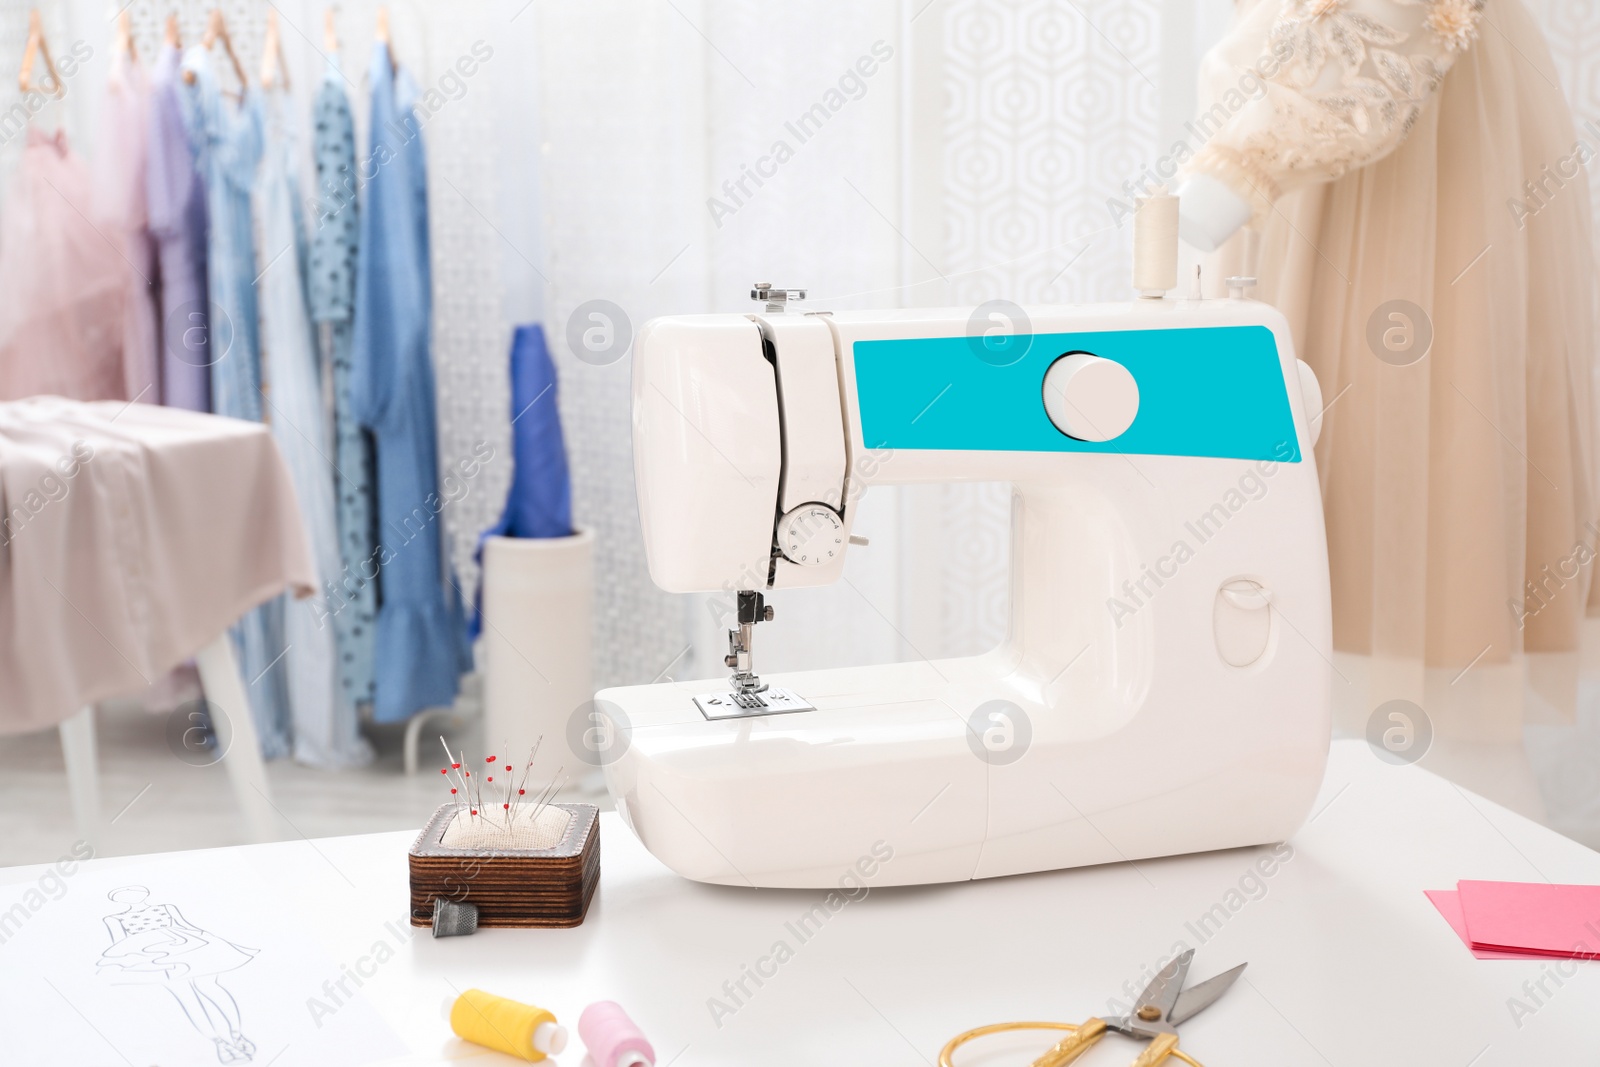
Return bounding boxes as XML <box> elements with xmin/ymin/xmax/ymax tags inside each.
<box><xmin>599</xmin><ymin>654</ymin><xmax>1331</xmax><ymax>889</ymax></box>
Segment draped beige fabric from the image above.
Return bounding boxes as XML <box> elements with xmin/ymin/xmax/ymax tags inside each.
<box><xmin>1198</xmin><ymin>0</ymin><xmax>1597</xmax><ymax>738</ymax></box>
<box><xmin>0</xmin><ymin>400</ymin><xmax>315</xmax><ymax>734</ymax></box>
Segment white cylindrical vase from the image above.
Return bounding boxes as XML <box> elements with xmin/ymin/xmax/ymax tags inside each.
<box><xmin>481</xmin><ymin>531</ymin><xmax>594</xmax><ymax>776</ymax></box>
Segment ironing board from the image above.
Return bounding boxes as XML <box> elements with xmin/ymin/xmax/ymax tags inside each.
<box><xmin>3</xmin><ymin>740</ymin><xmax>1595</xmax><ymax>1065</ymax></box>
<box><xmin>0</xmin><ymin>398</ymin><xmax>315</xmax><ymax>843</ymax></box>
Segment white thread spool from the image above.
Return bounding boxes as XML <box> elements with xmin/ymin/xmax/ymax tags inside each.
<box><xmin>1133</xmin><ymin>187</ymin><xmax>1179</xmax><ymax>298</ymax></box>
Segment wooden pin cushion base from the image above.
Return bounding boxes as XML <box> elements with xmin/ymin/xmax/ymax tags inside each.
<box><xmin>408</xmin><ymin>802</ymin><xmax>600</xmax><ymax>929</ymax></box>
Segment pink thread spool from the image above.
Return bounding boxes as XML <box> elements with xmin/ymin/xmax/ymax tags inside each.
<box><xmin>579</xmin><ymin>1001</ymin><xmax>654</xmax><ymax>1067</ymax></box>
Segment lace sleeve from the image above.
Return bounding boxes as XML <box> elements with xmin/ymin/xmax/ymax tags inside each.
<box><xmin>1183</xmin><ymin>0</ymin><xmax>1485</xmax><ymax>223</ymax></box>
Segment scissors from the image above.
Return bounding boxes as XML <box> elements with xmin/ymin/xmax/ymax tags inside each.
<box><xmin>938</xmin><ymin>949</ymin><xmax>1245</xmax><ymax>1067</ymax></box>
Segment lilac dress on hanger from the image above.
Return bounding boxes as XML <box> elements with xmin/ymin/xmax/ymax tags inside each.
<box><xmin>146</xmin><ymin>44</ymin><xmax>210</xmax><ymax>412</ymax></box>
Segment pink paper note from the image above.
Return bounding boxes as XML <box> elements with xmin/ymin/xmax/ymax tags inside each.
<box><xmin>1424</xmin><ymin>890</ymin><xmax>1545</xmax><ymax>960</ymax></box>
<box><xmin>1457</xmin><ymin>880</ymin><xmax>1600</xmax><ymax>959</ymax></box>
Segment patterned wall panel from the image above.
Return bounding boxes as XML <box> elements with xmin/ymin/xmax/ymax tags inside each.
<box><xmin>410</xmin><ymin>3</ymin><xmax>513</xmax><ymax>618</ymax></box>
<box><xmin>532</xmin><ymin>0</ymin><xmax>706</xmax><ymax>691</ymax></box>
<box><xmin>933</xmin><ymin>0</ymin><xmax>1161</xmax><ymax>657</ymax></box>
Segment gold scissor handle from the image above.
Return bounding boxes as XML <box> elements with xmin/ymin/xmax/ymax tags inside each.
<box><xmin>1029</xmin><ymin>1016</ymin><xmax>1108</xmax><ymax>1066</ymax></box>
<box><xmin>1130</xmin><ymin>1032</ymin><xmax>1181</xmax><ymax>1067</ymax></box>
<box><xmin>940</xmin><ymin>1019</ymin><xmax>1202</xmax><ymax>1067</ymax></box>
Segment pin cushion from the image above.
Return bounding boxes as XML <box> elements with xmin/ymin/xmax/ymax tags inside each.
<box><xmin>408</xmin><ymin>801</ymin><xmax>600</xmax><ymax>929</ymax></box>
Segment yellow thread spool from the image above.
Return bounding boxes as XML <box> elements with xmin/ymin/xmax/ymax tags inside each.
<box><xmin>447</xmin><ymin>988</ymin><xmax>569</xmax><ymax>1062</ymax></box>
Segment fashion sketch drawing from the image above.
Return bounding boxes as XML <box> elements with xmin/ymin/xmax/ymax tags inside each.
<box><xmin>96</xmin><ymin>885</ymin><xmax>260</xmax><ymax>1063</ymax></box>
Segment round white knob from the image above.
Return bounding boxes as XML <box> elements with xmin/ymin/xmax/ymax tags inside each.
<box><xmin>1041</xmin><ymin>353</ymin><xmax>1139</xmax><ymax>442</ymax></box>
<box><xmin>775</xmin><ymin>504</ymin><xmax>845</xmax><ymax>566</ymax></box>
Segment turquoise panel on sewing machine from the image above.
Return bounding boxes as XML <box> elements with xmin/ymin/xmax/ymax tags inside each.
<box><xmin>852</xmin><ymin>325</ymin><xmax>1302</xmax><ymax>462</ymax></box>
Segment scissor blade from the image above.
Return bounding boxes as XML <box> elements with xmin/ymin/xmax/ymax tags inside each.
<box><xmin>1132</xmin><ymin>949</ymin><xmax>1194</xmax><ymax>1022</ymax></box>
<box><xmin>1168</xmin><ymin>962</ymin><xmax>1247</xmax><ymax>1026</ymax></box>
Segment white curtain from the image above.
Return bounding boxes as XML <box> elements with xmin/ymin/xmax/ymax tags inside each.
<box><xmin>531</xmin><ymin>2</ymin><xmax>913</xmax><ymax>685</ymax></box>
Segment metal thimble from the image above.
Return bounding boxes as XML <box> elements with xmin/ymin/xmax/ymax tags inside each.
<box><xmin>431</xmin><ymin>897</ymin><xmax>479</xmax><ymax>938</ymax></box>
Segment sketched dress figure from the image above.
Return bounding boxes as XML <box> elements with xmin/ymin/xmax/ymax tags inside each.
<box><xmin>97</xmin><ymin>886</ymin><xmax>258</xmax><ymax>1064</ymax></box>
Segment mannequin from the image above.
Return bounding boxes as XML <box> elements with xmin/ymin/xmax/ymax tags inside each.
<box><xmin>1175</xmin><ymin>0</ymin><xmax>1597</xmax><ymax>753</ymax></box>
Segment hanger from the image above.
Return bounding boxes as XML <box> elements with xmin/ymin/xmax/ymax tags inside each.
<box><xmin>113</xmin><ymin>10</ymin><xmax>137</xmax><ymax>63</ymax></box>
<box><xmin>17</xmin><ymin>8</ymin><xmax>63</xmax><ymax>97</ymax></box>
<box><xmin>164</xmin><ymin>13</ymin><xmax>181</xmax><ymax>49</ymax></box>
<box><xmin>375</xmin><ymin>6</ymin><xmax>396</xmax><ymax>73</ymax></box>
<box><xmin>260</xmin><ymin>9</ymin><xmax>290</xmax><ymax>90</ymax></box>
<box><xmin>205</xmin><ymin>9</ymin><xmax>249</xmax><ymax>90</ymax></box>
<box><xmin>323</xmin><ymin>8</ymin><xmax>339</xmax><ymax>55</ymax></box>
<box><xmin>182</xmin><ymin>9</ymin><xmax>248</xmax><ymax>91</ymax></box>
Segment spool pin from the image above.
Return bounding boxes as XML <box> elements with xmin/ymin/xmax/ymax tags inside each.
<box><xmin>444</xmin><ymin>989</ymin><xmax>568</xmax><ymax>1062</ymax></box>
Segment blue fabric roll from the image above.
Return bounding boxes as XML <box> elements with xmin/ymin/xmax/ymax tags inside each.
<box><xmin>472</xmin><ymin>324</ymin><xmax>573</xmax><ymax>638</ymax></box>
<box><xmin>495</xmin><ymin>324</ymin><xmax>573</xmax><ymax>540</ymax></box>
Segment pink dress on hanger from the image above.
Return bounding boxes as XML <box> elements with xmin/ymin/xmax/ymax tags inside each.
<box><xmin>96</xmin><ymin>50</ymin><xmax>161</xmax><ymax>405</ymax></box>
<box><xmin>0</xmin><ymin>127</ymin><xmax>126</xmax><ymax>402</ymax></box>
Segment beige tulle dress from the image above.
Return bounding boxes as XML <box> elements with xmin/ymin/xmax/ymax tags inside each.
<box><xmin>1187</xmin><ymin>0</ymin><xmax>1597</xmax><ymax>738</ymax></box>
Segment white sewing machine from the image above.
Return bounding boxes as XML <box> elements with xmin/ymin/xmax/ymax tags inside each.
<box><xmin>596</xmin><ymin>268</ymin><xmax>1332</xmax><ymax>888</ymax></box>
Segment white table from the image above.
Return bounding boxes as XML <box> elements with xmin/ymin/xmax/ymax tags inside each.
<box><xmin>5</xmin><ymin>740</ymin><xmax>1598</xmax><ymax>1066</ymax></box>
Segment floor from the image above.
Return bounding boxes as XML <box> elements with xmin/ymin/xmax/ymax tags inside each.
<box><xmin>0</xmin><ymin>674</ymin><xmax>608</xmax><ymax>869</ymax></box>
<box><xmin>4</xmin><ymin>651</ymin><xmax>1600</xmax><ymax>870</ymax></box>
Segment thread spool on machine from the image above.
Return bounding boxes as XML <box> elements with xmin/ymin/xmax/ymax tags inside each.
<box><xmin>1133</xmin><ymin>185</ymin><xmax>1180</xmax><ymax>297</ymax></box>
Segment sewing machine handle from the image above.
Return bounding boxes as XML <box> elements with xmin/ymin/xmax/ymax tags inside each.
<box><xmin>1028</xmin><ymin>1017</ymin><xmax>1107</xmax><ymax>1067</ymax></box>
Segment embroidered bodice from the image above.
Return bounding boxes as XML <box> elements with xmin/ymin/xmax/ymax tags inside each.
<box><xmin>1184</xmin><ymin>0</ymin><xmax>1485</xmax><ymax>221</ymax></box>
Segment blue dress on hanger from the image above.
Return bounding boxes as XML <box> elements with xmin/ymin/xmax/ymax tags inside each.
<box><xmin>181</xmin><ymin>48</ymin><xmax>290</xmax><ymax>756</ymax></box>
<box><xmin>351</xmin><ymin>44</ymin><xmax>471</xmax><ymax>723</ymax></box>
<box><xmin>256</xmin><ymin>86</ymin><xmax>373</xmax><ymax>769</ymax></box>
<box><xmin>310</xmin><ymin>70</ymin><xmax>378</xmax><ymax>710</ymax></box>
